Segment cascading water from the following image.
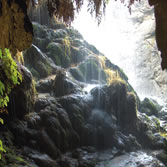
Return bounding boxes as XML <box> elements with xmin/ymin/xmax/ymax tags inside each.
<box><xmin>73</xmin><ymin>1</ymin><xmax>167</xmax><ymax>105</ymax></box>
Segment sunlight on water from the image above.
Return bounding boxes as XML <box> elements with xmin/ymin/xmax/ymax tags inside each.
<box><xmin>83</xmin><ymin>84</ymin><xmax>98</xmax><ymax>93</ymax></box>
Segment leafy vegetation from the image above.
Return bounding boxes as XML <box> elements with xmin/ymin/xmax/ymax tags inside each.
<box><xmin>0</xmin><ymin>48</ymin><xmax>22</xmax><ymax>159</ymax></box>
<box><xmin>63</xmin><ymin>36</ymin><xmax>71</xmax><ymax>57</ymax></box>
<box><xmin>0</xmin><ymin>49</ymin><xmax>22</xmax><ymax>109</ymax></box>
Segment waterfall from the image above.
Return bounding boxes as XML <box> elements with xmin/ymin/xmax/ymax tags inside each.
<box><xmin>73</xmin><ymin>1</ymin><xmax>167</xmax><ymax>105</ymax></box>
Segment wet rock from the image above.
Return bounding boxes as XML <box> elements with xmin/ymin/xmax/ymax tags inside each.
<box><xmin>47</xmin><ymin>42</ymin><xmax>71</xmax><ymax>68</ymax></box>
<box><xmin>9</xmin><ymin>120</ymin><xmax>27</xmax><ymax>146</ymax></box>
<box><xmin>156</xmin><ymin>150</ymin><xmax>167</xmax><ymax>166</ymax></box>
<box><xmin>91</xmin><ymin>85</ymin><xmax>107</xmax><ymax>109</ymax></box>
<box><xmin>34</xmin><ymin>98</ymin><xmax>51</xmax><ymax>112</ymax></box>
<box><xmin>52</xmin><ymin>70</ymin><xmax>82</xmax><ymax>97</ymax></box>
<box><xmin>152</xmin><ymin>133</ymin><xmax>167</xmax><ymax>149</ymax></box>
<box><xmin>33</xmin><ymin>37</ymin><xmax>50</xmax><ymax>52</ymax></box>
<box><xmin>69</xmin><ymin>67</ymin><xmax>85</xmax><ymax>82</ymax></box>
<box><xmin>24</xmin><ymin>44</ymin><xmax>57</xmax><ymax>79</ymax></box>
<box><xmin>25</xmin><ymin>112</ymin><xmax>41</xmax><ymax>129</ymax></box>
<box><xmin>140</xmin><ymin>97</ymin><xmax>161</xmax><ymax>116</ymax></box>
<box><xmin>91</xmin><ymin>81</ymin><xmax>137</xmax><ymax>131</ymax></box>
<box><xmin>39</xmin><ymin>130</ymin><xmax>60</xmax><ymax>159</ymax></box>
<box><xmin>78</xmin><ymin>57</ymin><xmax>107</xmax><ymax>83</ymax></box>
<box><xmin>113</xmin><ymin>132</ymin><xmax>141</xmax><ymax>151</ymax></box>
<box><xmin>8</xmin><ymin>65</ymin><xmax>35</xmax><ymax>119</ymax></box>
<box><xmin>105</xmin><ymin>59</ymin><xmax>128</xmax><ymax>81</ymax></box>
<box><xmin>36</xmin><ymin>78</ymin><xmax>54</xmax><ymax>93</ymax></box>
<box><xmin>82</xmin><ymin>109</ymin><xmax>117</xmax><ymax>148</ymax></box>
<box><xmin>70</xmin><ymin>46</ymin><xmax>90</xmax><ymax>64</ymax></box>
<box><xmin>37</xmin><ymin>101</ymin><xmax>80</xmax><ymax>151</ymax></box>
<box><xmin>32</xmin><ymin>22</ymin><xmax>49</xmax><ymax>39</ymax></box>
<box><xmin>65</xmin><ymin>103</ymin><xmax>85</xmax><ymax>135</ymax></box>
<box><xmin>29</xmin><ymin>152</ymin><xmax>57</xmax><ymax>167</ymax></box>
<box><xmin>58</xmin><ymin>156</ymin><xmax>78</xmax><ymax>167</ymax></box>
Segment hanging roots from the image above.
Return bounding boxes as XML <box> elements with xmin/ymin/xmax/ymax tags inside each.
<box><xmin>35</xmin><ymin>0</ymin><xmax>140</xmax><ymax>24</ymax></box>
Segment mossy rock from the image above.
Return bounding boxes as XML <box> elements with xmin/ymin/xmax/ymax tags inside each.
<box><xmin>29</xmin><ymin>67</ymin><xmax>40</xmax><ymax>79</ymax></box>
<box><xmin>51</xmin><ymin>22</ymin><xmax>66</xmax><ymax>29</ymax></box>
<box><xmin>70</xmin><ymin>47</ymin><xmax>90</xmax><ymax>64</ymax></box>
<box><xmin>33</xmin><ymin>22</ymin><xmax>48</xmax><ymax>39</ymax></box>
<box><xmin>36</xmin><ymin>61</ymin><xmax>51</xmax><ymax>78</ymax></box>
<box><xmin>69</xmin><ymin>67</ymin><xmax>85</xmax><ymax>82</ymax></box>
<box><xmin>66</xmin><ymin>28</ymin><xmax>83</xmax><ymax>39</ymax></box>
<box><xmin>105</xmin><ymin>59</ymin><xmax>128</xmax><ymax>81</ymax></box>
<box><xmin>33</xmin><ymin>37</ymin><xmax>50</xmax><ymax>52</ymax></box>
<box><xmin>54</xmin><ymin>29</ymin><xmax>68</xmax><ymax>39</ymax></box>
<box><xmin>24</xmin><ymin>45</ymin><xmax>56</xmax><ymax>79</ymax></box>
<box><xmin>0</xmin><ymin>146</ymin><xmax>33</xmax><ymax>167</ymax></box>
<box><xmin>78</xmin><ymin>58</ymin><xmax>103</xmax><ymax>83</ymax></box>
<box><xmin>156</xmin><ymin>152</ymin><xmax>167</xmax><ymax>165</ymax></box>
<box><xmin>47</xmin><ymin>42</ymin><xmax>71</xmax><ymax>68</ymax></box>
<box><xmin>84</xmin><ymin>41</ymin><xmax>100</xmax><ymax>55</ymax></box>
<box><xmin>140</xmin><ymin>98</ymin><xmax>161</xmax><ymax>116</ymax></box>
<box><xmin>71</xmin><ymin>39</ymin><xmax>85</xmax><ymax>48</ymax></box>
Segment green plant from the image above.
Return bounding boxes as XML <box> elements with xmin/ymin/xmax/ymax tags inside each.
<box><xmin>0</xmin><ymin>118</ymin><xmax>6</xmax><ymax>159</ymax></box>
<box><xmin>0</xmin><ymin>49</ymin><xmax>22</xmax><ymax>108</ymax></box>
<box><xmin>63</xmin><ymin>36</ymin><xmax>71</xmax><ymax>57</ymax></box>
<box><xmin>0</xmin><ymin>48</ymin><xmax>22</xmax><ymax>159</ymax></box>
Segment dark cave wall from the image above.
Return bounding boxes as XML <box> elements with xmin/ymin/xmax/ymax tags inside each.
<box><xmin>0</xmin><ymin>0</ymin><xmax>33</xmax><ymax>56</ymax></box>
<box><xmin>149</xmin><ymin>0</ymin><xmax>167</xmax><ymax>69</ymax></box>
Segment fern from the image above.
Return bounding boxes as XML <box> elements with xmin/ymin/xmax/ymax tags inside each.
<box><xmin>0</xmin><ymin>119</ymin><xmax>6</xmax><ymax>160</ymax></box>
<box><xmin>0</xmin><ymin>48</ymin><xmax>22</xmax><ymax>159</ymax></box>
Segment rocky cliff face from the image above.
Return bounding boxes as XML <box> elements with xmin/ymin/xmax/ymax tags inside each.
<box><xmin>0</xmin><ymin>1</ymin><xmax>167</xmax><ymax>167</ymax></box>
<box><xmin>148</xmin><ymin>0</ymin><xmax>167</xmax><ymax>69</ymax></box>
<box><xmin>1</xmin><ymin>20</ymin><xmax>166</xmax><ymax>167</ymax></box>
<box><xmin>0</xmin><ymin>0</ymin><xmax>33</xmax><ymax>57</ymax></box>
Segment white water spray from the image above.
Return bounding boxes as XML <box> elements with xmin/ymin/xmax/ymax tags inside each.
<box><xmin>73</xmin><ymin>0</ymin><xmax>167</xmax><ymax>105</ymax></box>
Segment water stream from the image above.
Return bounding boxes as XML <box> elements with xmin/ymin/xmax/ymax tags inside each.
<box><xmin>95</xmin><ymin>150</ymin><xmax>165</xmax><ymax>167</ymax></box>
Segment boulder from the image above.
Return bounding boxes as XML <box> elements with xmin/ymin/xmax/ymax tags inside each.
<box><xmin>36</xmin><ymin>78</ymin><xmax>54</xmax><ymax>93</ymax></box>
<box><xmin>78</xmin><ymin>57</ymin><xmax>107</xmax><ymax>83</ymax></box>
<box><xmin>24</xmin><ymin>44</ymin><xmax>57</xmax><ymax>79</ymax></box>
<box><xmin>140</xmin><ymin>98</ymin><xmax>161</xmax><ymax>116</ymax></box>
<box><xmin>52</xmin><ymin>70</ymin><xmax>82</xmax><ymax>97</ymax></box>
<box><xmin>8</xmin><ymin>65</ymin><xmax>35</xmax><ymax>119</ymax></box>
<box><xmin>29</xmin><ymin>152</ymin><xmax>57</xmax><ymax>167</ymax></box>
<box><xmin>46</xmin><ymin>42</ymin><xmax>71</xmax><ymax>68</ymax></box>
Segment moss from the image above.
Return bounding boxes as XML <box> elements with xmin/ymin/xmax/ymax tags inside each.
<box><xmin>55</xmin><ymin>55</ymin><xmax>61</xmax><ymax>66</ymax></box>
<box><xmin>152</xmin><ymin>117</ymin><xmax>160</xmax><ymax>130</ymax></box>
<box><xmin>15</xmin><ymin>51</ymin><xmax>24</xmax><ymax>64</ymax></box>
<box><xmin>63</xmin><ymin>36</ymin><xmax>71</xmax><ymax>57</ymax></box>
<box><xmin>33</xmin><ymin>23</ymin><xmax>47</xmax><ymax>38</ymax></box>
<box><xmin>0</xmin><ymin>146</ymin><xmax>30</xmax><ymax>167</ymax></box>
<box><xmin>160</xmin><ymin>132</ymin><xmax>167</xmax><ymax>139</ymax></box>
<box><xmin>32</xmin><ymin>79</ymin><xmax>37</xmax><ymax>96</ymax></box>
<box><xmin>66</xmin><ymin>28</ymin><xmax>83</xmax><ymax>39</ymax></box>
<box><xmin>69</xmin><ymin>67</ymin><xmax>84</xmax><ymax>82</ymax></box>
<box><xmin>141</xmin><ymin>98</ymin><xmax>160</xmax><ymax>116</ymax></box>
<box><xmin>47</xmin><ymin>42</ymin><xmax>71</xmax><ymax>67</ymax></box>
<box><xmin>37</xmin><ymin>61</ymin><xmax>50</xmax><ymax>78</ymax></box>
<box><xmin>33</xmin><ymin>37</ymin><xmax>49</xmax><ymax>52</ymax></box>
<box><xmin>156</xmin><ymin>152</ymin><xmax>167</xmax><ymax>165</ymax></box>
